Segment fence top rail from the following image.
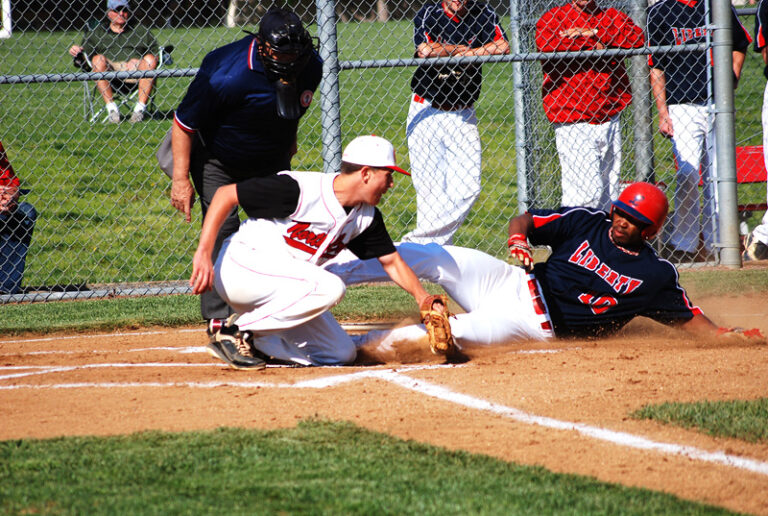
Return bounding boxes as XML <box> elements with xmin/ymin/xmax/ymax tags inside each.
<box><xmin>0</xmin><ymin>44</ymin><xmax>708</xmax><ymax>84</ymax></box>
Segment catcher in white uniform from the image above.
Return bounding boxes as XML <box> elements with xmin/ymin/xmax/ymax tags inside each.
<box><xmin>190</xmin><ymin>135</ymin><xmax>442</xmax><ymax>368</ymax></box>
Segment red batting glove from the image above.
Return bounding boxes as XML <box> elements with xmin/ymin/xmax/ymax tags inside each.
<box><xmin>508</xmin><ymin>233</ymin><xmax>533</xmax><ymax>272</ymax></box>
<box><xmin>716</xmin><ymin>327</ymin><xmax>766</xmax><ymax>344</ymax></box>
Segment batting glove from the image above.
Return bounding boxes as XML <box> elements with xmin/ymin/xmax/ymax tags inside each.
<box><xmin>508</xmin><ymin>233</ymin><xmax>533</xmax><ymax>272</ymax></box>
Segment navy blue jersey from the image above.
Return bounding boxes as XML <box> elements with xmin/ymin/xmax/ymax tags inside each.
<box><xmin>528</xmin><ymin>207</ymin><xmax>701</xmax><ymax>337</ymax></box>
<box><xmin>647</xmin><ymin>0</ymin><xmax>751</xmax><ymax>105</ymax></box>
<box><xmin>410</xmin><ymin>1</ymin><xmax>506</xmax><ymax>107</ymax></box>
<box><xmin>174</xmin><ymin>36</ymin><xmax>322</xmax><ymax>174</ymax></box>
<box><xmin>756</xmin><ymin>0</ymin><xmax>768</xmax><ymax>51</ymax></box>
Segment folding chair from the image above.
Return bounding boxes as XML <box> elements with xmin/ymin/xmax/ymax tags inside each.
<box><xmin>74</xmin><ymin>45</ymin><xmax>174</xmax><ymax>124</ymax></box>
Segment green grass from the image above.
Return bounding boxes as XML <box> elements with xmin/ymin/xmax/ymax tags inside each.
<box><xmin>632</xmin><ymin>398</ymin><xmax>768</xmax><ymax>443</ymax></box>
<box><xmin>1</xmin><ymin>267</ymin><xmax>766</xmax><ymax>335</ymax></box>
<box><xmin>0</xmin><ymin>419</ymin><xmax>735</xmax><ymax>515</ymax></box>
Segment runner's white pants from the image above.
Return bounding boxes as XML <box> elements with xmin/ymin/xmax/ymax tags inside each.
<box><xmin>214</xmin><ymin>239</ymin><xmax>356</xmax><ymax>366</ymax></box>
<box><xmin>403</xmin><ymin>96</ymin><xmax>481</xmax><ymax>245</ymax></box>
<box><xmin>554</xmin><ymin>114</ymin><xmax>621</xmax><ymax>211</ymax></box>
<box><xmin>325</xmin><ymin>243</ymin><xmax>554</xmax><ymax>348</ymax></box>
<box><xmin>753</xmin><ymin>82</ymin><xmax>768</xmax><ymax>245</ymax></box>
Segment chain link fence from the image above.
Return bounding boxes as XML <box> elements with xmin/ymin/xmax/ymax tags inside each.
<box><xmin>0</xmin><ymin>0</ymin><xmax>764</xmax><ymax>303</ymax></box>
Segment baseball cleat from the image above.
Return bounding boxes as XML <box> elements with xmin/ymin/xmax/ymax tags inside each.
<box><xmin>207</xmin><ymin>339</ymin><xmax>266</xmax><ymax>370</ymax></box>
<box><xmin>743</xmin><ymin>231</ymin><xmax>768</xmax><ymax>262</ymax></box>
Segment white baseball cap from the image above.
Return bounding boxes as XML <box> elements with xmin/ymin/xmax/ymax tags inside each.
<box><xmin>341</xmin><ymin>135</ymin><xmax>410</xmax><ymax>176</ymax></box>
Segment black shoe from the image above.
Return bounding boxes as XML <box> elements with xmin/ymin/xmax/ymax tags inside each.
<box><xmin>207</xmin><ymin>340</ymin><xmax>266</xmax><ymax>370</ymax></box>
<box><xmin>206</xmin><ymin>315</ymin><xmax>265</xmax><ymax>370</ymax></box>
<box><xmin>743</xmin><ymin>231</ymin><xmax>768</xmax><ymax>261</ymax></box>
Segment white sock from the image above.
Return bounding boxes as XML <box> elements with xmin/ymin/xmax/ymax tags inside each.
<box><xmin>106</xmin><ymin>102</ymin><xmax>118</xmax><ymax>114</ymax></box>
<box><xmin>133</xmin><ymin>102</ymin><xmax>147</xmax><ymax>113</ymax></box>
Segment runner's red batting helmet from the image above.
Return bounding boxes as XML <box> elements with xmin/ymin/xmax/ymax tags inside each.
<box><xmin>611</xmin><ymin>182</ymin><xmax>669</xmax><ymax>239</ymax></box>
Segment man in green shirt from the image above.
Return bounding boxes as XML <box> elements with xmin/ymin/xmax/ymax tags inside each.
<box><xmin>68</xmin><ymin>0</ymin><xmax>158</xmax><ymax>123</ymax></box>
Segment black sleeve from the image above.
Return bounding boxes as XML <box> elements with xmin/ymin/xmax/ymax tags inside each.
<box><xmin>235</xmin><ymin>175</ymin><xmax>300</xmax><ymax>219</ymax></box>
<box><xmin>345</xmin><ymin>208</ymin><xmax>396</xmax><ymax>260</ymax></box>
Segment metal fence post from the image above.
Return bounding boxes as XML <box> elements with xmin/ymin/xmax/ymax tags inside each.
<box><xmin>712</xmin><ymin>0</ymin><xmax>742</xmax><ymax>267</ymax></box>
<box><xmin>316</xmin><ymin>0</ymin><xmax>342</xmax><ymax>174</ymax></box>
<box><xmin>629</xmin><ymin>0</ymin><xmax>654</xmax><ymax>183</ymax></box>
<box><xmin>510</xmin><ymin>0</ymin><xmax>530</xmax><ymax>212</ymax></box>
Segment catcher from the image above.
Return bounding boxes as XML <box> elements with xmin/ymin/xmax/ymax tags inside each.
<box><xmin>326</xmin><ymin>182</ymin><xmax>764</xmax><ymax>350</ymax></box>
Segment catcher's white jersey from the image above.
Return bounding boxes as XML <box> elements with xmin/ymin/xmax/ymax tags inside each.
<box><xmin>215</xmin><ymin>171</ymin><xmax>379</xmax><ymax>366</ymax></box>
<box><xmin>232</xmin><ymin>171</ymin><xmax>377</xmax><ymax>265</ymax></box>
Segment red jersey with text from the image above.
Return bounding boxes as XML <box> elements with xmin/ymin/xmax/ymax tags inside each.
<box><xmin>536</xmin><ymin>2</ymin><xmax>644</xmax><ymax>124</ymax></box>
<box><xmin>232</xmin><ymin>172</ymin><xmax>395</xmax><ymax>265</ymax></box>
<box><xmin>528</xmin><ymin>207</ymin><xmax>701</xmax><ymax>337</ymax></box>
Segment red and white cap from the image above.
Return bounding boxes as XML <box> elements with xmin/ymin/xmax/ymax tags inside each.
<box><xmin>341</xmin><ymin>135</ymin><xmax>410</xmax><ymax>176</ymax></box>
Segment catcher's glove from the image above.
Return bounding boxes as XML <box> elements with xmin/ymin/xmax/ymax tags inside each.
<box><xmin>717</xmin><ymin>327</ymin><xmax>766</xmax><ymax>344</ymax></box>
<box><xmin>420</xmin><ymin>294</ymin><xmax>456</xmax><ymax>355</ymax></box>
<box><xmin>508</xmin><ymin>233</ymin><xmax>533</xmax><ymax>272</ymax></box>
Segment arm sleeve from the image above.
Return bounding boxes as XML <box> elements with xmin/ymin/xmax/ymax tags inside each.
<box><xmin>646</xmin><ymin>8</ymin><xmax>665</xmax><ymax>69</ymax></box>
<box><xmin>236</xmin><ymin>175</ymin><xmax>301</xmax><ymax>219</ymax></box>
<box><xmin>756</xmin><ymin>0</ymin><xmax>768</xmax><ymax>51</ymax></box>
<box><xmin>597</xmin><ymin>9</ymin><xmax>645</xmax><ymax>49</ymax></box>
<box><xmin>345</xmin><ymin>209</ymin><xmax>396</xmax><ymax>260</ymax></box>
<box><xmin>174</xmin><ymin>54</ymin><xmax>217</xmax><ymax>132</ymax></box>
<box><xmin>478</xmin><ymin>6</ymin><xmax>507</xmax><ymax>44</ymax></box>
<box><xmin>641</xmin><ymin>273</ymin><xmax>702</xmax><ymax>325</ymax></box>
<box><xmin>413</xmin><ymin>8</ymin><xmax>431</xmax><ymax>46</ymax></box>
<box><xmin>536</xmin><ymin>8</ymin><xmax>600</xmax><ymax>52</ymax></box>
<box><xmin>731</xmin><ymin>6</ymin><xmax>753</xmax><ymax>51</ymax></box>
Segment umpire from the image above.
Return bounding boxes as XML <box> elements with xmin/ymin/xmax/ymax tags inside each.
<box><xmin>170</xmin><ymin>7</ymin><xmax>323</xmax><ymax>334</ymax></box>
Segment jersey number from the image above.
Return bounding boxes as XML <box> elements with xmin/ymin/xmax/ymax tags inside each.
<box><xmin>578</xmin><ymin>292</ymin><xmax>618</xmax><ymax>315</ymax></box>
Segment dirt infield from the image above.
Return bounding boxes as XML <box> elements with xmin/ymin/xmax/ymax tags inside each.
<box><xmin>2</xmin><ymin>293</ymin><xmax>768</xmax><ymax>515</ymax></box>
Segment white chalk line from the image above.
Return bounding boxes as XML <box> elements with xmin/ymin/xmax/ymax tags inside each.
<box><xmin>374</xmin><ymin>370</ymin><xmax>768</xmax><ymax>477</ymax></box>
<box><xmin>2</xmin><ymin>343</ymin><xmax>766</xmax><ymax>479</ymax></box>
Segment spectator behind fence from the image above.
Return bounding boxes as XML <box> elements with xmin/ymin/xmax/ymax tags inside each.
<box><xmin>170</xmin><ymin>7</ymin><xmax>322</xmax><ymax>342</ymax></box>
<box><xmin>648</xmin><ymin>0</ymin><xmax>751</xmax><ymax>262</ymax></box>
<box><xmin>536</xmin><ymin>0</ymin><xmax>644</xmax><ymax>210</ymax></box>
<box><xmin>403</xmin><ymin>0</ymin><xmax>509</xmax><ymax>245</ymax></box>
<box><xmin>68</xmin><ymin>0</ymin><xmax>158</xmax><ymax>124</ymax></box>
<box><xmin>745</xmin><ymin>0</ymin><xmax>768</xmax><ymax>261</ymax></box>
<box><xmin>0</xmin><ymin>142</ymin><xmax>36</xmax><ymax>295</ymax></box>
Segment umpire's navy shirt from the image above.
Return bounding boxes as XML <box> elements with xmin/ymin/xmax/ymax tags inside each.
<box><xmin>174</xmin><ymin>36</ymin><xmax>322</xmax><ymax>173</ymax></box>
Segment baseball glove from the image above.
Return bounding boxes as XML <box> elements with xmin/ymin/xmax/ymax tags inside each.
<box><xmin>420</xmin><ymin>294</ymin><xmax>456</xmax><ymax>355</ymax></box>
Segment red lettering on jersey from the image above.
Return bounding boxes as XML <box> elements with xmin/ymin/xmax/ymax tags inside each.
<box><xmin>671</xmin><ymin>26</ymin><xmax>707</xmax><ymax>45</ymax></box>
<box><xmin>568</xmin><ymin>241</ymin><xmax>590</xmax><ymax>264</ymax></box>
<box><xmin>321</xmin><ymin>234</ymin><xmax>348</xmax><ymax>260</ymax></box>
<box><xmin>624</xmin><ymin>278</ymin><xmax>642</xmax><ymax>295</ymax></box>
<box><xmin>582</xmin><ymin>250</ymin><xmax>600</xmax><ymax>271</ymax></box>
<box><xmin>568</xmin><ymin>241</ymin><xmax>644</xmax><ymax>294</ymax></box>
<box><xmin>613</xmin><ymin>275</ymin><xmax>630</xmax><ymax>292</ymax></box>
<box><xmin>577</xmin><ymin>292</ymin><xmax>618</xmax><ymax>315</ymax></box>
<box><xmin>285</xmin><ymin>222</ymin><xmax>328</xmax><ymax>255</ymax></box>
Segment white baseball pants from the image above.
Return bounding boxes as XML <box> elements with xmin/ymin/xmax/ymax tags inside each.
<box><xmin>403</xmin><ymin>96</ymin><xmax>482</xmax><ymax>245</ymax></box>
<box><xmin>753</xmin><ymin>82</ymin><xmax>768</xmax><ymax>245</ymax></box>
<box><xmin>214</xmin><ymin>239</ymin><xmax>356</xmax><ymax>365</ymax></box>
<box><xmin>667</xmin><ymin>103</ymin><xmax>718</xmax><ymax>253</ymax></box>
<box><xmin>326</xmin><ymin>243</ymin><xmax>554</xmax><ymax>348</ymax></box>
<box><xmin>554</xmin><ymin>114</ymin><xmax>622</xmax><ymax>211</ymax></box>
